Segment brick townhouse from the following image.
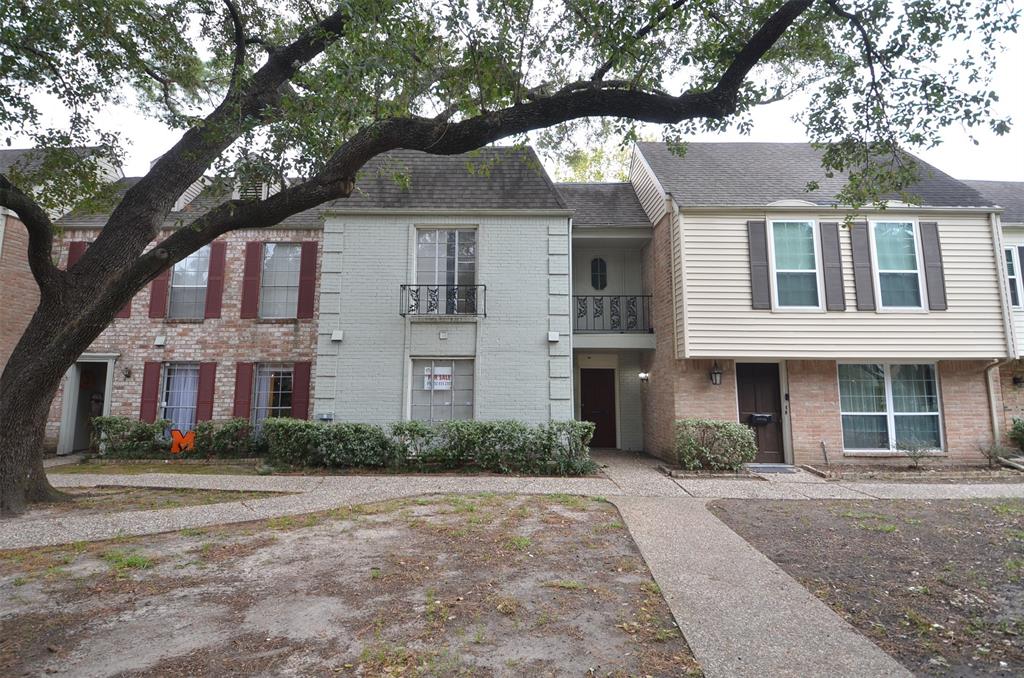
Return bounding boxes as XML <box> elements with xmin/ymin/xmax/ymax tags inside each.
<box><xmin>1</xmin><ymin>144</ymin><xmax>1022</xmax><ymax>466</ymax></box>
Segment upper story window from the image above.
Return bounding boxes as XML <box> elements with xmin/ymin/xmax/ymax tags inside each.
<box><xmin>769</xmin><ymin>220</ymin><xmax>820</xmax><ymax>308</ymax></box>
<box><xmin>259</xmin><ymin>243</ymin><xmax>302</xmax><ymax>318</ymax></box>
<box><xmin>591</xmin><ymin>257</ymin><xmax>608</xmax><ymax>290</ymax></box>
<box><xmin>415</xmin><ymin>229</ymin><xmax>477</xmax><ymax>314</ymax></box>
<box><xmin>1006</xmin><ymin>247</ymin><xmax>1021</xmax><ymax>308</ymax></box>
<box><xmin>871</xmin><ymin>221</ymin><xmax>923</xmax><ymax>309</ymax></box>
<box><xmin>167</xmin><ymin>246</ymin><xmax>210</xmax><ymax>319</ymax></box>
<box><xmin>161</xmin><ymin>363</ymin><xmax>199</xmax><ymax>432</ymax></box>
<box><xmin>838</xmin><ymin>363</ymin><xmax>941</xmax><ymax>452</ymax></box>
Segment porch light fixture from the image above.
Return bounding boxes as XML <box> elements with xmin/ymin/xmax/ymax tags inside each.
<box><xmin>638</xmin><ymin>371</ymin><xmax>650</xmax><ymax>382</ymax></box>
<box><xmin>709</xmin><ymin>361</ymin><xmax>723</xmax><ymax>386</ymax></box>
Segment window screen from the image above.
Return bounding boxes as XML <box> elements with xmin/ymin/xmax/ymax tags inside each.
<box><xmin>873</xmin><ymin>222</ymin><xmax>922</xmax><ymax>308</ymax></box>
<box><xmin>771</xmin><ymin>221</ymin><xmax>819</xmax><ymax>307</ymax></box>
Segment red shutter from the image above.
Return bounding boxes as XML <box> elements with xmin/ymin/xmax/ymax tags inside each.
<box><xmin>115</xmin><ymin>297</ymin><xmax>132</xmax><ymax>319</ymax></box>
<box><xmin>240</xmin><ymin>242</ymin><xmax>263</xmax><ymax>319</ymax></box>
<box><xmin>196</xmin><ymin>362</ymin><xmax>217</xmax><ymax>421</ymax></box>
<box><xmin>66</xmin><ymin>241</ymin><xmax>88</xmax><ymax>269</ymax></box>
<box><xmin>291</xmin><ymin>361</ymin><xmax>311</xmax><ymax>420</ymax></box>
<box><xmin>296</xmin><ymin>241</ymin><xmax>318</xmax><ymax>319</ymax></box>
<box><xmin>204</xmin><ymin>240</ymin><xmax>227</xmax><ymax>319</ymax></box>
<box><xmin>233</xmin><ymin>362</ymin><xmax>254</xmax><ymax>418</ymax></box>
<box><xmin>149</xmin><ymin>269</ymin><xmax>170</xmax><ymax>318</ymax></box>
<box><xmin>140</xmin><ymin>362</ymin><xmax>162</xmax><ymax>423</ymax></box>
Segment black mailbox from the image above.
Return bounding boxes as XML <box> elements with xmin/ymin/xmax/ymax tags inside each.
<box><xmin>748</xmin><ymin>413</ymin><xmax>774</xmax><ymax>426</ymax></box>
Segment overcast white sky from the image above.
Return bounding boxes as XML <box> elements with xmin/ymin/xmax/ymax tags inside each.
<box><xmin>79</xmin><ymin>30</ymin><xmax>1024</xmax><ymax>183</ymax></box>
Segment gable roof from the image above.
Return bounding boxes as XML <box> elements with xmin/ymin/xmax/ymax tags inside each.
<box><xmin>58</xmin><ymin>147</ymin><xmax>567</xmax><ymax>229</ymax></box>
<box><xmin>635</xmin><ymin>141</ymin><xmax>993</xmax><ymax>210</ymax></box>
<box><xmin>964</xmin><ymin>180</ymin><xmax>1024</xmax><ymax>224</ymax></box>
<box><xmin>0</xmin><ymin>146</ymin><xmax>103</xmax><ymax>176</ymax></box>
<box><xmin>556</xmin><ymin>182</ymin><xmax>650</xmax><ymax>227</ymax></box>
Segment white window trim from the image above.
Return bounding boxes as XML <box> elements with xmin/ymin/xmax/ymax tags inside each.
<box><xmin>837</xmin><ymin>361</ymin><xmax>945</xmax><ymax>455</ymax></box>
<box><xmin>868</xmin><ymin>219</ymin><xmax>928</xmax><ymax>312</ymax></box>
<box><xmin>412</xmin><ymin>227</ymin><xmax>479</xmax><ymax>316</ymax></box>
<box><xmin>1005</xmin><ymin>246</ymin><xmax>1022</xmax><ymax>309</ymax></box>
<box><xmin>766</xmin><ymin>219</ymin><xmax>824</xmax><ymax>311</ymax></box>
<box><xmin>159</xmin><ymin>362</ymin><xmax>200</xmax><ymax>432</ymax></box>
<box><xmin>407</xmin><ymin>356</ymin><xmax>476</xmax><ymax>423</ymax></box>
<box><xmin>258</xmin><ymin>242</ymin><xmax>302</xmax><ymax>320</ymax></box>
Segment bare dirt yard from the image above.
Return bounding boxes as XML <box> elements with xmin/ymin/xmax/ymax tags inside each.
<box><xmin>1</xmin><ymin>493</ymin><xmax>701</xmax><ymax>677</ymax></box>
<box><xmin>710</xmin><ymin>498</ymin><xmax>1024</xmax><ymax>677</ymax></box>
<box><xmin>23</xmin><ymin>486</ymin><xmax>277</xmax><ymax>519</ymax></box>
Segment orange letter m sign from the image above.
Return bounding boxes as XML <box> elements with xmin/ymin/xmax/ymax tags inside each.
<box><xmin>170</xmin><ymin>429</ymin><xmax>195</xmax><ymax>454</ymax></box>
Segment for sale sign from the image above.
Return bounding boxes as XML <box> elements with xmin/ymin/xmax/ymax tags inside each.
<box><xmin>423</xmin><ymin>365</ymin><xmax>452</xmax><ymax>390</ymax></box>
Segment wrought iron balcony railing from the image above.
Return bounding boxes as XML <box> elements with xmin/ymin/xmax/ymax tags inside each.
<box><xmin>574</xmin><ymin>295</ymin><xmax>653</xmax><ymax>333</ymax></box>
<box><xmin>400</xmin><ymin>284</ymin><xmax>487</xmax><ymax>317</ymax></box>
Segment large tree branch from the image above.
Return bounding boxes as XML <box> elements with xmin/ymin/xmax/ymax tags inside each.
<box><xmin>0</xmin><ymin>175</ymin><xmax>63</xmax><ymax>290</ymax></box>
<box><xmin>222</xmin><ymin>0</ymin><xmax>247</xmax><ymax>94</ymax></box>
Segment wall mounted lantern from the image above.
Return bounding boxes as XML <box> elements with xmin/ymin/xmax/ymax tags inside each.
<box><xmin>709</xmin><ymin>361</ymin><xmax>723</xmax><ymax>386</ymax></box>
<box><xmin>1014</xmin><ymin>374</ymin><xmax>1024</xmax><ymax>388</ymax></box>
<box><xmin>638</xmin><ymin>372</ymin><xmax>650</xmax><ymax>382</ymax></box>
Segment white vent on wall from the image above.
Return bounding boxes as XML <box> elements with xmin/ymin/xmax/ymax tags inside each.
<box><xmin>235</xmin><ymin>181</ymin><xmax>267</xmax><ymax>201</ymax></box>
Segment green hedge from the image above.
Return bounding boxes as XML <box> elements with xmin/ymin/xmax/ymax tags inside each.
<box><xmin>261</xmin><ymin>418</ymin><xmax>596</xmax><ymax>475</ymax></box>
<box><xmin>673</xmin><ymin>418</ymin><xmax>757</xmax><ymax>471</ymax></box>
<box><xmin>91</xmin><ymin>416</ymin><xmax>265</xmax><ymax>459</ymax></box>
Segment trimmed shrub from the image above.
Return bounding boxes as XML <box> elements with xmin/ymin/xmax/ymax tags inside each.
<box><xmin>90</xmin><ymin>416</ymin><xmax>172</xmax><ymax>459</ymax></box>
<box><xmin>194</xmin><ymin>418</ymin><xmax>265</xmax><ymax>459</ymax></box>
<box><xmin>261</xmin><ymin>418</ymin><xmax>324</xmax><ymax>467</ymax></box>
<box><xmin>673</xmin><ymin>418</ymin><xmax>757</xmax><ymax>471</ymax></box>
<box><xmin>322</xmin><ymin>423</ymin><xmax>397</xmax><ymax>468</ymax></box>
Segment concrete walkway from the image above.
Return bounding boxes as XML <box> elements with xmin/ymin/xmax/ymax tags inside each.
<box><xmin>5</xmin><ymin>453</ymin><xmax>1023</xmax><ymax>677</ymax></box>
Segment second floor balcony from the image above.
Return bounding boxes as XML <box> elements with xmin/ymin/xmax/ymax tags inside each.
<box><xmin>574</xmin><ymin>294</ymin><xmax>652</xmax><ymax>333</ymax></box>
<box><xmin>400</xmin><ymin>284</ymin><xmax>487</xmax><ymax>317</ymax></box>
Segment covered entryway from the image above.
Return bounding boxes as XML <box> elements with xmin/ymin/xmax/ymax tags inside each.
<box><xmin>580</xmin><ymin>368</ymin><xmax>617</xmax><ymax>448</ymax></box>
<box><xmin>57</xmin><ymin>355</ymin><xmax>116</xmax><ymax>455</ymax></box>
<box><xmin>736</xmin><ymin>362</ymin><xmax>785</xmax><ymax>464</ymax></box>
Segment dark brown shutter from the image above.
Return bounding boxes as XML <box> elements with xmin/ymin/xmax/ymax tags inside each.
<box><xmin>296</xmin><ymin>241</ymin><xmax>318</xmax><ymax>319</ymax></box>
<box><xmin>233</xmin><ymin>362</ymin><xmax>254</xmax><ymax>418</ymax></box>
<box><xmin>747</xmin><ymin>220</ymin><xmax>771</xmax><ymax>310</ymax></box>
<box><xmin>204</xmin><ymin>240</ymin><xmax>227</xmax><ymax>318</ymax></box>
<box><xmin>291</xmin><ymin>361</ymin><xmax>311</xmax><ymax>420</ymax></box>
<box><xmin>849</xmin><ymin>220</ymin><xmax>876</xmax><ymax>311</ymax></box>
<box><xmin>140</xmin><ymin>362</ymin><xmax>162</xmax><ymax>423</ymax></box>
<box><xmin>148</xmin><ymin>269</ymin><xmax>170</xmax><ymax>318</ymax></box>
<box><xmin>240</xmin><ymin>242</ymin><xmax>263</xmax><ymax>319</ymax></box>
<box><xmin>918</xmin><ymin>221</ymin><xmax>947</xmax><ymax>311</ymax></box>
<box><xmin>819</xmin><ymin>222</ymin><xmax>846</xmax><ymax>311</ymax></box>
<box><xmin>196</xmin><ymin>362</ymin><xmax>217</xmax><ymax>421</ymax></box>
<box><xmin>66</xmin><ymin>241</ymin><xmax>88</xmax><ymax>269</ymax></box>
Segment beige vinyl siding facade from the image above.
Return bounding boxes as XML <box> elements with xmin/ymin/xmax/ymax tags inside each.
<box><xmin>676</xmin><ymin>208</ymin><xmax>1012</xmax><ymax>359</ymax></box>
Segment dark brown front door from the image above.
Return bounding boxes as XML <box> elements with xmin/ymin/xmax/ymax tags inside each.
<box><xmin>736</xmin><ymin>363</ymin><xmax>784</xmax><ymax>463</ymax></box>
<box><xmin>580</xmin><ymin>368</ymin><xmax>617</xmax><ymax>448</ymax></box>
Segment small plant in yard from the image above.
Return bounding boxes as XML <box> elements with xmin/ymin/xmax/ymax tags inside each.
<box><xmin>546</xmin><ymin>579</ymin><xmax>586</xmax><ymax>591</ymax></box>
<box><xmin>977</xmin><ymin>440</ymin><xmax>1017</xmax><ymax>468</ymax></box>
<box><xmin>101</xmin><ymin>549</ymin><xmax>153</xmax><ymax>574</ymax></box>
<box><xmin>1009</xmin><ymin>418</ymin><xmax>1024</xmax><ymax>452</ymax></box>
<box><xmin>494</xmin><ymin>596</ymin><xmax>519</xmax><ymax>615</ymax></box>
<box><xmin>896</xmin><ymin>439</ymin><xmax>934</xmax><ymax>469</ymax></box>
<box><xmin>506</xmin><ymin>536</ymin><xmax>531</xmax><ymax>551</ymax></box>
<box><xmin>673</xmin><ymin>419</ymin><xmax>757</xmax><ymax>471</ymax></box>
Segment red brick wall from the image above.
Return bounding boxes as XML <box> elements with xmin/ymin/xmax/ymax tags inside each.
<box><xmin>43</xmin><ymin>227</ymin><xmax>321</xmax><ymax>450</ymax></box>
<box><xmin>938</xmin><ymin>360</ymin><xmax>997</xmax><ymax>463</ymax></box>
<box><xmin>0</xmin><ymin>214</ymin><xmax>40</xmax><ymax>371</ymax></box>
<box><xmin>787</xmin><ymin>360</ymin><xmax>843</xmax><ymax>466</ymax></box>
<box><xmin>999</xmin><ymin>361</ymin><xmax>1024</xmax><ymax>443</ymax></box>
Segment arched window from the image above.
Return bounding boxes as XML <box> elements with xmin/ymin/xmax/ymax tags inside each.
<box><xmin>591</xmin><ymin>257</ymin><xmax>608</xmax><ymax>290</ymax></box>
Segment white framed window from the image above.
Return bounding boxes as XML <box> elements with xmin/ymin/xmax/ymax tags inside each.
<box><xmin>167</xmin><ymin>246</ymin><xmax>210</xmax><ymax>319</ymax></box>
<box><xmin>838</xmin><ymin>363</ymin><xmax>942</xmax><ymax>452</ymax></box>
<box><xmin>252</xmin><ymin>364</ymin><xmax>294</xmax><ymax>429</ymax></box>
<box><xmin>415</xmin><ymin>229</ymin><xmax>477</xmax><ymax>314</ymax></box>
<box><xmin>411</xmin><ymin>358</ymin><xmax>474</xmax><ymax>422</ymax></box>
<box><xmin>870</xmin><ymin>221</ymin><xmax>925</xmax><ymax>309</ymax></box>
<box><xmin>1005</xmin><ymin>247</ymin><xmax>1021</xmax><ymax>309</ymax></box>
<box><xmin>259</xmin><ymin>243</ymin><xmax>301</xmax><ymax>318</ymax></box>
<box><xmin>768</xmin><ymin>220</ymin><xmax>822</xmax><ymax>309</ymax></box>
<box><xmin>161</xmin><ymin>363</ymin><xmax>199</xmax><ymax>432</ymax></box>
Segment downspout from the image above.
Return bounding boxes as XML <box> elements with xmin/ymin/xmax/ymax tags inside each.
<box><xmin>986</xmin><ymin>210</ymin><xmax>1016</xmax><ymax>444</ymax></box>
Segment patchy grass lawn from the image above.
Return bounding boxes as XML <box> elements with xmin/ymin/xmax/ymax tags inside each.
<box><xmin>49</xmin><ymin>461</ymin><xmax>259</xmax><ymax>475</ymax></box>
<box><xmin>23</xmin><ymin>486</ymin><xmax>278</xmax><ymax>519</ymax></box>
<box><xmin>710</xmin><ymin>499</ymin><xmax>1024</xmax><ymax>677</ymax></box>
<box><xmin>0</xmin><ymin>494</ymin><xmax>701</xmax><ymax>677</ymax></box>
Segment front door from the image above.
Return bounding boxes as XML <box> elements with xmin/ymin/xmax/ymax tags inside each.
<box><xmin>72</xmin><ymin>362</ymin><xmax>109</xmax><ymax>453</ymax></box>
<box><xmin>580</xmin><ymin>368</ymin><xmax>617</xmax><ymax>448</ymax></box>
<box><xmin>736</xmin><ymin>363</ymin><xmax>784</xmax><ymax>463</ymax></box>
